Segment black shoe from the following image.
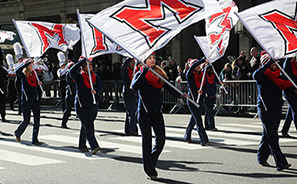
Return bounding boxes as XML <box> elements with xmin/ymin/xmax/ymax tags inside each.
<box><xmin>61</xmin><ymin>125</ymin><xmax>69</xmax><ymax>129</ymax></box>
<box><xmin>79</xmin><ymin>148</ymin><xmax>89</xmax><ymax>152</ymax></box>
<box><xmin>2</xmin><ymin>118</ymin><xmax>6</xmax><ymax>122</ymax></box>
<box><xmin>277</xmin><ymin>164</ymin><xmax>291</xmax><ymax>171</ymax></box>
<box><xmin>260</xmin><ymin>162</ymin><xmax>270</xmax><ymax>167</ymax></box>
<box><xmin>32</xmin><ymin>141</ymin><xmax>42</xmax><ymax>146</ymax></box>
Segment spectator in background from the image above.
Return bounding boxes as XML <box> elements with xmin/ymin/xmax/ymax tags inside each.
<box><xmin>249</xmin><ymin>47</ymin><xmax>260</xmax><ymax>72</ymax></box>
<box><xmin>169</xmin><ymin>58</ymin><xmax>179</xmax><ymax>81</ymax></box>
<box><xmin>219</xmin><ymin>63</ymin><xmax>232</xmax><ymax>81</ymax></box>
<box><xmin>232</xmin><ymin>56</ymin><xmax>249</xmax><ymax>80</ymax></box>
<box><xmin>181</xmin><ymin>61</ymin><xmax>190</xmax><ymax>81</ymax></box>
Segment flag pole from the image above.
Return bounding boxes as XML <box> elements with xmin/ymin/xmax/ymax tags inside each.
<box><xmin>196</xmin><ymin>63</ymin><xmax>208</xmax><ymax>104</ymax></box>
<box><xmin>195</xmin><ymin>36</ymin><xmax>228</xmax><ymax>94</ymax></box>
<box><xmin>235</xmin><ymin>12</ymin><xmax>297</xmax><ymax>89</ymax></box>
<box><xmin>77</xmin><ymin>9</ymin><xmax>96</xmax><ymax>104</ymax></box>
<box><xmin>86</xmin><ymin>20</ymin><xmax>199</xmax><ymax>108</ymax></box>
<box><xmin>12</xmin><ymin>19</ymin><xmax>46</xmax><ymax>98</ymax></box>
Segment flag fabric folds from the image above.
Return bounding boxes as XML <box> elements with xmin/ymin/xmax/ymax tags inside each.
<box><xmin>0</xmin><ymin>30</ymin><xmax>15</xmax><ymax>43</ymax></box>
<box><xmin>77</xmin><ymin>11</ymin><xmax>129</xmax><ymax>58</ymax></box>
<box><xmin>236</xmin><ymin>0</ymin><xmax>297</xmax><ymax>60</ymax></box>
<box><xmin>205</xmin><ymin>0</ymin><xmax>238</xmax><ymax>59</ymax></box>
<box><xmin>88</xmin><ymin>0</ymin><xmax>222</xmax><ymax>61</ymax></box>
<box><xmin>194</xmin><ymin>36</ymin><xmax>222</xmax><ymax>63</ymax></box>
<box><xmin>14</xmin><ymin>20</ymin><xmax>80</xmax><ymax>57</ymax></box>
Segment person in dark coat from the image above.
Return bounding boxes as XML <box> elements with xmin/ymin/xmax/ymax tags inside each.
<box><xmin>122</xmin><ymin>57</ymin><xmax>138</xmax><ymax>135</ymax></box>
<box><xmin>69</xmin><ymin>57</ymin><xmax>103</xmax><ymax>154</ymax></box>
<box><xmin>14</xmin><ymin>59</ymin><xmax>42</xmax><ymax>145</ymax></box>
<box><xmin>253</xmin><ymin>52</ymin><xmax>295</xmax><ymax>171</ymax></box>
<box><xmin>184</xmin><ymin>59</ymin><xmax>210</xmax><ymax>146</ymax></box>
<box><xmin>132</xmin><ymin>53</ymin><xmax>187</xmax><ymax>180</ymax></box>
<box><xmin>0</xmin><ymin>47</ymin><xmax>8</xmax><ymax>122</ymax></box>
<box><xmin>61</xmin><ymin>61</ymin><xmax>76</xmax><ymax>129</ymax></box>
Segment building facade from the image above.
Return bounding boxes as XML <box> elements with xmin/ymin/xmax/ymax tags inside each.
<box><xmin>0</xmin><ymin>0</ymin><xmax>271</xmax><ymax>70</ymax></box>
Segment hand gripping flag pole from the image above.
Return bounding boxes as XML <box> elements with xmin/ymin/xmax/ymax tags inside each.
<box><xmin>77</xmin><ymin>9</ymin><xmax>96</xmax><ymax>104</ymax></box>
<box><xmin>86</xmin><ymin>20</ymin><xmax>200</xmax><ymax>108</ymax></box>
<box><xmin>196</xmin><ymin>63</ymin><xmax>208</xmax><ymax>104</ymax></box>
<box><xmin>13</xmin><ymin>19</ymin><xmax>46</xmax><ymax>98</ymax></box>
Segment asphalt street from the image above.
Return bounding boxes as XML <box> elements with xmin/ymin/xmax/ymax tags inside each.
<box><xmin>0</xmin><ymin>105</ymin><xmax>297</xmax><ymax>184</ymax></box>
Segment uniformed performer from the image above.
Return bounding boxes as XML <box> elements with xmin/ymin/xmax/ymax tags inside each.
<box><xmin>131</xmin><ymin>53</ymin><xmax>187</xmax><ymax>180</ymax></box>
<box><xmin>0</xmin><ymin>47</ymin><xmax>8</xmax><ymax>122</ymax></box>
<box><xmin>184</xmin><ymin>59</ymin><xmax>210</xmax><ymax>146</ymax></box>
<box><xmin>69</xmin><ymin>57</ymin><xmax>103</xmax><ymax>154</ymax></box>
<box><xmin>61</xmin><ymin>60</ymin><xmax>75</xmax><ymax>129</ymax></box>
<box><xmin>253</xmin><ymin>52</ymin><xmax>295</xmax><ymax>171</ymax></box>
<box><xmin>57</xmin><ymin>52</ymin><xmax>68</xmax><ymax>112</ymax></box>
<box><xmin>6</xmin><ymin>54</ymin><xmax>17</xmax><ymax>111</ymax></box>
<box><xmin>14</xmin><ymin>59</ymin><xmax>42</xmax><ymax>145</ymax></box>
<box><xmin>13</xmin><ymin>42</ymin><xmax>24</xmax><ymax>115</ymax></box>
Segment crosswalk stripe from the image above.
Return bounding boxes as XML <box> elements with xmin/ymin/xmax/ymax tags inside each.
<box><xmin>0</xmin><ymin>167</ymin><xmax>6</xmax><ymax>169</ymax></box>
<box><xmin>39</xmin><ymin>134</ymin><xmax>170</xmax><ymax>155</ymax></box>
<box><xmin>0</xmin><ymin>149</ymin><xmax>64</xmax><ymax>166</ymax></box>
<box><xmin>110</xmin><ymin>136</ymin><xmax>209</xmax><ymax>150</ymax></box>
<box><xmin>0</xmin><ymin>139</ymin><xmax>115</xmax><ymax>160</ymax></box>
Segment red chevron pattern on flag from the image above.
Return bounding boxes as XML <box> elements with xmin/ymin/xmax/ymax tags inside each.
<box><xmin>77</xmin><ymin>12</ymin><xmax>129</xmax><ymax>58</ymax></box>
<box><xmin>237</xmin><ymin>0</ymin><xmax>297</xmax><ymax>59</ymax></box>
<box><xmin>14</xmin><ymin>21</ymin><xmax>80</xmax><ymax>57</ymax></box>
<box><xmin>88</xmin><ymin>0</ymin><xmax>222</xmax><ymax>61</ymax></box>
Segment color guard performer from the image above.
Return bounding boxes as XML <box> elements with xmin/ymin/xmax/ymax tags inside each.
<box><xmin>61</xmin><ymin>60</ymin><xmax>75</xmax><ymax>129</ymax></box>
<box><xmin>6</xmin><ymin>54</ymin><xmax>17</xmax><ymax>111</ymax></box>
<box><xmin>184</xmin><ymin>59</ymin><xmax>210</xmax><ymax>146</ymax></box>
<box><xmin>131</xmin><ymin>53</ymin><xmax>187</xmax><ymax>180</ymax></box>
<box><xmin>14</xmin><ymin>59</ymin><xmax>42</xmax><ymax>145</ymax></box>
<box><xmin>69</xmin><ymin>57</ymin><xmax>102</xmax><ymax>154</ymax></box>
<box><xmin>253</xmin><ymin>52</ymin><xmax>295</xmax><ymax>171</ymax></box>
<box><xmin>57</xmin><ymin>52</ymin><xmax>68</xmax><ymax>112</ymax></box>
<box><xmin>0</xmin><ymin>47</ymin><xmax>8</xmax><ymax>122</ymax></box>
<box><xmin>13</xmin><ymin>42</ymin><xmax>24</xmax><ymax>115</ymax></box>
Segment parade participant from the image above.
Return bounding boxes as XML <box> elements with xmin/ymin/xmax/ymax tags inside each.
<box><xmin>122</xmin><ymin>57</ymin><xmax>138</xmax><ymax>135</ymax></box>
<box><xmin>69</xmin><ymin>57</ymin><xmax>103</xmax><ymax>154</ymax></box>
<box><xmin>14</xmin><ymin>59</ymin><xmax>42</xmax><ymax>145</ymax></box>
<box><xmin>13</xmin><ymin>42</ymin><xmax>24</xmax><ymax>115</ymax></box>
<box><xmin>184</xmin><ymin>59</ymin><xmax>210</xmax><ymax>146</ymax></box>
<box><xmin>253</xmin><ymin>52</ymin><xmax>295</xmax><ymax>171</ymax></box>
<box><xmin>0</xmin><ymin>47</ymin><xmax>8</xmax><ymax>122</ymax></box>
<box><xmin>204</xmin><ymin>65</ymin><xmax>221</xmax><ymax>131</ymax></box>
<box><xmin>131</xmin><ymin>53</ymin><xmax>187</xmax><ymax>180</ymax></box>
<box><xmin>57</xmin><ymin>52</ymin><xmax>68</xmax><ymax>112</ymax></box>
<box><xmin>61</xmin><ymin>60</ymin><xmax>75</xmax><ymax>129</ymax></box>
<box><xmin>281</xmin><ymin>57</ymin><xmax>297</xmax><ymax>137</ymax></box>
<box><xmin>6</xmin><ymin>54</ymin><xmax>17</xmax><ymax>111</ymax></box>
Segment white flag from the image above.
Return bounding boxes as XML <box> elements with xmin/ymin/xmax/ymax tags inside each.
<box><xmin>77</xmin><ymin>11</ymin><xmax>129</xmax><ymax>58</ymax></box>
<box><xmin>14</xmin><ymin>20</ymin><xmax>80</xmax><ymax>57</ymax></box>
<box><xmin>194</xmin><ymin>36</ymin><xmax>222</xmax><ymax>63</ymax></box>
<box><xmin>206</xmin><ymin>0</ymin><xmax>238</xmax><ymax>58</ymax></box>
<box><xmin>0</xmin><ymin>30</ymin><xmax>15</xmax><ymax>43</ymax></box>
<box><xmin>88</xmin><ymin>0</ymin><xmax>222</xmax><ymax>61</ymax></box>
<box><xmin>237</xmin><ymin>0</ymin><xmax>297</xmax><ymax>60</ymax></box>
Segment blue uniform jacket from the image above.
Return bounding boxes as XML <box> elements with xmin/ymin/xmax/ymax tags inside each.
<box><xmin>69</xmin><ymin>59</ymin><xmax>103</xmax><ymax>108</ymax></box>
<box><xmin>132</xmin><ymin>66</ymin><xmax>181</xmax><ymax>113</ymax></box>
<box><xmin>15</xmin><ymin>62</ymin><xmax>38</xmax><ymax>101</ymax></box>
<box><xmin>66</xmin><ymin>72</ymin><xmax>76</xmax><ymax>96</ymax></box>
<box><xmin>253</xmin><ymin>59</ymin><xmax>295</xmax><ymax>111</ymax></box>
<box><xmin>122</xmin><ymin>57</ymin><xmax>137</xmax><ymax>96</ymax></box>
<box><xmin>283</xmin><ymin>58</ymin><xmax>297</xmax><ymax>84</ymax></box>
<box><xmin>186</xmin><ymin>59</ymin><xmax>208</xmax><ymax>100</ymax></box>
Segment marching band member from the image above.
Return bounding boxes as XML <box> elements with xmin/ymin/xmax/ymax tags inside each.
<box><xmin>0</xmin><ymin>47</ymin><xmax>8</xmax><ymax>122</ymax></box>
<box><xmin>253</xmin><ymin>52</ymin><xmax>295</xmax><ymax>171</ymax></box>
<box><xmin>13</xmin><ymin>42</ymin><xmax>24</xmax><ymax>115</ymax></box>
<box><xmin>69</xmin><ymin>57</ymin><xmax>103</xmax><ymax>154</ymax></box>
<box><xmin>281</xmin><ymin>57</ymin><xmax>297</xmax><ymax>137</ymax></box>
<box><xmin>57</xmin><ymin>52</ymin><xmax>68</xmax><ymax>112</ymax></box>
<box><xmin>131</xmin><ymin>53</ymin><xmax>187</xmax><ymax>180</ymax></box>
<box><xmin>122</xmin><ymin>57</ymin><xmax>139</xmax><ymax>135</ymax></box>
<box><xmin>184</xmin><ymin>59</ymin><xmax>210</xmax><ymax>146</ymax></box>
<box><xmin>61</xmin><ymin>60</ymin><xmax>75</xmax><ymax>129</ymax></box>
<box><xmin>14</xmin><ymin>59</ymin><xmax>42</xmax><ymax>145</ymax></box>
<box><xmin>204</xmin><ymin>65</ymin><xmax>221</xmax><ymax>131</ymax></box>
<box><xmin>6</xmin><ymin>54</ymin><xmax>17</xmax><ymax>111</ymax></box>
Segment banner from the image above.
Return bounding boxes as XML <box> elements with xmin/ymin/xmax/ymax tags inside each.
<box><xmin>194</xmin><ymin>36</ymin><xmax>222</xmax><ymax>63</ymax></box>
<box><xmin>0</xmin><ymin>30</ymin><xmax>15</xmax><ymax>43</ymax></box>
<box><xmin>206</xmin><ymin>0</ymin><xmax>238</xmax><ymax>58</ymax></box>
<box><xmin>237</xmin><ymin>0</ymin><xmax>297</xmax><ymax>59</ymax></box>
<box><xmin>14</xmin><ymin>20</ymin><xmax>80</xmax><ymax>57</ymax></box>
<box><xmin>77</xmin><ymin>11</ymin><xmax>129</xmax><ymax>58</ymax></box>
<box><xmin>88</xmin><ymin>0</ymin><xmax>222</xmax><ymax>61</ymax></box>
